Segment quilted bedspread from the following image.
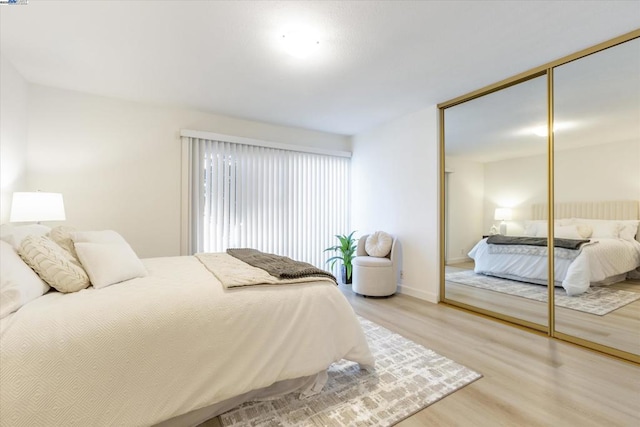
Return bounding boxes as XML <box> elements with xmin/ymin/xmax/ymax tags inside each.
<box><xmin>0</xmin><ymin>255</ymin><xmax>373</xmax><ymax>426</ymax></box>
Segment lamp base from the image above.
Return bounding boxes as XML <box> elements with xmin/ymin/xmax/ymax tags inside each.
<box><xmin>500</xmin><ymin>222</ymin><xmax>507</xmax><ymax>235</ymax></box>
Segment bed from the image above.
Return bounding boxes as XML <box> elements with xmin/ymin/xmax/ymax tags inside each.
<box><xmin>468</xmin><ymin>201</ymin><xmax>640</xmax><ymax>296</ymax></box>
<box><xmin>0</xmin><ymin>227</ymin><xmax>374</xmax><ymax>427</ymax></box>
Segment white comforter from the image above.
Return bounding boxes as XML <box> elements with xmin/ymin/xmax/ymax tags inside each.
<box><xmin>0</xmin><ymin>255</ymin><xmax>373</xmax><ymax>427</ymax></box>
<box><xmin>469</xmin><ymin>238</ymin><xmax>640</xmax><ymax>296</ymax></box>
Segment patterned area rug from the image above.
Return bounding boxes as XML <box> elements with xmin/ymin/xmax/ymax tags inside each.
<box><xmin>219</xmin><ymin>317</ymin><xmax>481</xmax><ymax>427</ymax></box>
<box><xmin>446</xmin><ymin>270</ymin><xmax>640</xmax><ymax>316</ymax></box>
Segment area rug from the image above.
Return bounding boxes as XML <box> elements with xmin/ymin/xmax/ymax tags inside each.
<box><xmin>446</xmin><ymin>270</ymin><xmax>640</xmax><ymax>316</ymax></box>
<box><xmin>219</xmin><ymin>317</ymin><xmax>481</xmax><ymax>427</ymax></box>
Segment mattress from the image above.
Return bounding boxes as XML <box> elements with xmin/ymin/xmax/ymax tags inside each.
<box><xmin>0</xmin><ymin>255</ymin><xmax>373</xmax><ymax>426</ymax></box>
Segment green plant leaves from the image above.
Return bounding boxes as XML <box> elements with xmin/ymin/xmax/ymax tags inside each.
<box><xmin>324</xmin><ymin>231</ymin><xmax>357</xmax><ymax>279</ymax></box>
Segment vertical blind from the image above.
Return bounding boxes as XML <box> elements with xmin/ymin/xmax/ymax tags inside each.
<box><xmin>186</xmin><ymin>136</ymin><xmax>351</xmax><ymax>273</ymax></box>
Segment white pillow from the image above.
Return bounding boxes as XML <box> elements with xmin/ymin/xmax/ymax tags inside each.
<box><xmin>554</xmin><ymin>225</ymin><xmax>589</xmax><ymax>240</ymax></box>
<box><xmin>18</xmin><ymin>235</ymin><xmax>90</xmax><ymax>293</ymax></box>
<box><xmin>72</xmin><ymin>230</ymin><xmax>147</xmax><ymax>289</ymax></box>
<box><xmin>570</xmin><ymin>219</ymin><xmax>620</xmax><ymax>239</ymax></box>
<box><xmin>0</xmin><ymin>240</ymin><xmax>50</xmax><ymax>318</ymax></box>
<box><xmin>365</xmin><ymin>231</ymin><xmax>393</xmax><ymax>257</ymax></box>
<box><xmin>523</xmin><ymin>220</ymin><xmax>547</xmax><ymax>237</ymax></box>
<box><xmin>524</xmin><ymin>220</ymin><xmax>572</xmax><ymax>237</ymax></box>
<box><xmin>557</xmin><ymin>218</ymin><xmax>574</xmax><ymax>226</ymax></box>
<box><xmin>0</xmin><ymin>224</ymin><xmax>51</xmax><ymax>250</ymax></box>
<box><xmin>618</xmin><ymin>220</ymin><xmax>639</xmax><ymax>242</ymax></box>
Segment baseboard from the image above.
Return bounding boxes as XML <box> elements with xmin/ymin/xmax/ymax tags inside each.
<box><xmin>396</xmin><ymin>284</ymin><xmax>438</xmax><ymax>304</ymax></box>
<box><xmin>446</xmin><ymin>256</ymin><xmax>472</xmax><ymax>265</ymax></box>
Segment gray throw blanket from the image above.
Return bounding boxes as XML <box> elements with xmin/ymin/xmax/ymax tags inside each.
<box><xmin>227</xmin><ymin>248</ymin><xmax>337</xmax><ymax>284</ymax></box>
<box><xmin>486</xmin><ymin>235</ymin><xmax>590</xmax><ymax>250</ymax></box>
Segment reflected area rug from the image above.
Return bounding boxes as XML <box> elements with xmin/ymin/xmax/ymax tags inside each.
<box><xmin>446</xmin><ymin>270</ymin><xmax>640</xmax><ymax>316</ymax></box>
<box><xmin>219</xmin><ymin>317</ymin><xmax>481</xmax><ymax>427</ymax></box>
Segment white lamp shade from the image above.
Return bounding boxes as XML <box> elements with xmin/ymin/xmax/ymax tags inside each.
<box><xmin>494</xmin><ymin>208</ymin><xmax>512</xmax><ymax>221</ymax></box>
<box><xmin>10</xmin><ymin>192</ymin><xmax>66</xmax><ymax>222</ymax></box>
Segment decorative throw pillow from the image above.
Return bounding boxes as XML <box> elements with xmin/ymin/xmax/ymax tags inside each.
<box><xmin>365</xmin><ymin>231</ymin><xmax>393</xmax><ymax>257</ymax></box>
<box><xmin>49</xmin><ymin>226</ymin><xmax>81</xmax><ymax>265</ymax></box>
<box><xmin>18</xmin><ymin>235</ymin><xmax>90</xmax><ymax>293</ymax></box>
<box><xmin>72</xmin><ymin>230</ymin><xmax>147</xmax><ymax>289</ymax></box>
<box><xmin>0</xmin><ymin>240</ymin><xmax>50</xmax><ymax>318</ymax></box>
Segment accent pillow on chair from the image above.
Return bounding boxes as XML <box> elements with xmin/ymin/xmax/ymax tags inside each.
<box><xmin>365</xmin><ymin>231</ymin><xmax>393</xmax><ymax>257</ymax></box>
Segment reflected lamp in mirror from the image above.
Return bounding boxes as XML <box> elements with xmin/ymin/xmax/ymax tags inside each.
<box><xmin>494</xmin><ymin>208</ymin><xmax>512</xmax><ymax>235</ymax></box>
<box><xmin>9</xmin><ymin>192</ymin><xmax>66</xmax><ymax>223</ymax></box>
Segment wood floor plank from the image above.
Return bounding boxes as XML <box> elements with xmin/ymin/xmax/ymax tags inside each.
<box><xmin>445</xmin><ymin>263</ymin><xmax>640</xmax><ymax>354</ymax></box>
<box><xmin>342</xmin><ymin>286</ymin><xmax>640</xmax><ymax>427</ymax></box>
<box><xmin>203</xmin><ymin>285</ymin><xmax>640</xmax><ymax>426</ymax></box>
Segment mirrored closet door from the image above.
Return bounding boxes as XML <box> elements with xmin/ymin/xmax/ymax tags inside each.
<box><xmin>442</xmin><ymin>75</ymin><xmax>549</xmax><ymax>330</ymax></box>
<box><xmin>553</xmin><ymin>37</ymin><xmax>640</xmax><ymax>358</ymax></box>
<box><xmin>440</xmin><ymin>30</ymin><xmax>640</xmax><ymax>363</ymax></box>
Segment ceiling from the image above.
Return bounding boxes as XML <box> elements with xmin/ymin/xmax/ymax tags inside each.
<box><xmin>445</xmin><ymin>37</ymin><xmax>640</xmax><ymax>163</ymax></box>
<box><xmin>1</xmin><ymin>1</ymin><xmax>639</xmax><ymax>136</ymax></box>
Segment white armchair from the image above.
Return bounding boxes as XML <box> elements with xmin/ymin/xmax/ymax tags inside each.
<box><xmin>352</xmin><ymin>232</ymin><xmax>398</xmax><ymax>297</ymax></box>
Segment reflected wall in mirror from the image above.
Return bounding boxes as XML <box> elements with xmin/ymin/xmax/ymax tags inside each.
<box><xmin>553</xmin><ymin>37</ymin><xmax>640</xmax><ymax>356</ymax></box>
<box><xmin>443</xmin><ymin>75</ymin><xmax>549</xmax><ymax>328</ymax></box>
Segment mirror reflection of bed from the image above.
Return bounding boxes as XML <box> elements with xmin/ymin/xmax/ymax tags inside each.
<box><xmin>442</xmin><ymin>36</ymin><xmax>639</xmax><ymax>361</ymax></box>
<box><xmin>445</xmin><ymin>201</ymin><xmax>640</xmax><ymax>355</ymax></box>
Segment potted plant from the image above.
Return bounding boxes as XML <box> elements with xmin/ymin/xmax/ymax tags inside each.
<box><xmin>324</xmin><ymin>231</ymin><xmax>357</xmax><ymax>284</ymax></box>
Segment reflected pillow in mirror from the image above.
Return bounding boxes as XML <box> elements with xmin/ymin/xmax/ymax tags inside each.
<box><xmin>523</xmin><ymin>220</ymin><xmax>546</xmax><ymax>237</ymax></box>
<box><xmin>554</xmin><ymin>225</ymin><xmax>590</xmax><ymax>240</ymax></box>
<box><xmin>570</xmin><ymin>219</ymin><xmax>620</xmax><ymax>239</ymax></box>
<box><xmin>618</xmin><ymin>220</ymin><xmax>639</xmax><ymax>242</ymax></box>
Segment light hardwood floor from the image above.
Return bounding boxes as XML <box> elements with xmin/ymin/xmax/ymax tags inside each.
<box><xmin>203</xmin><ymin>285</ymin><xmax>639</xmax><ymax>426</ymax></box>
<box><xmin>445</xmin><ymin>261</ymin><xmax>640</xmax><ymax>354</ymax></box>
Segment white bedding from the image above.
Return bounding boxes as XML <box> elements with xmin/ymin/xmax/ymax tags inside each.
<box><xmin>469</xmin><ymin>238</ymin><xmax>640</xmax><ymax>296</ymax></box>
<box><xmin>0</xmin><ymin>255</ymin><xmax>373</xmax><ymax>427</ymax></box>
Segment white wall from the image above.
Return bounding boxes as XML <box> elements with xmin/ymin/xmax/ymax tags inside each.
<box><xmin>483</xmin><ymin>139</ymin><xmax>640</xmax><ymax>232</ymax></box>
<box><xmin>26</xmin><ymin>84</ymin><xmax>350</xmax><ymax>258</ymax></box>
<box><xmin>444</xmin><ymin>138</ymin><xmax>639</xmax><ymax>262</ymax></box>
<box><xmin>0</xmin><ymin>56</ymin><xmax>29</xmax><ymax>223</ymax></box>
<box><xmin>351</xmin><ymin>106</ymin><xmax>439</xmax><ymax>303</ymax></box>
<box><xmin>483</xmin><ymin>152</ymin><xmax>547</xmax><ymax>234</ymax></box>
<box><xmin>445</xmin><ymin>156</ymin><xmax>484</xmax><ymax>263</ymax></box>
<box><xmin>554</xmin><ymin>139</ymin><xmax>640</xmax><ymax>202</ymax></box>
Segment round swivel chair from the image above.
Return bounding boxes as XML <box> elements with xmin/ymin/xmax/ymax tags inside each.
<box><xmin>352</xmin><ymin>232</ymin><xmax>398</xmax><ymax>297</ymax></box>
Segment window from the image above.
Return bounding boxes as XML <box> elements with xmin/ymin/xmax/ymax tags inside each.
<box><xmin>181</xmin><ymin>131</ymin><xmax>351</xmax><ymax>273</ymax></box>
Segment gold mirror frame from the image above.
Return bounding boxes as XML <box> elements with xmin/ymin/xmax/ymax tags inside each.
<box><xmin>438</xmin><ymin>29</ymin><xmax>640</xmax><ymax>364</ymax></box>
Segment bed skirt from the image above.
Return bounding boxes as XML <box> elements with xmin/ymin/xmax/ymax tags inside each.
<box><xmin>155</xmin><ymin>372</ymin><xmax>325</xmax><ymax>427</ymax></box>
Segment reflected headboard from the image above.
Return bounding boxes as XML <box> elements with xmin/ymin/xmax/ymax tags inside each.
<box><xmin>531</xmin><ymin>200</ymin><xmax>640</xmax><ymax>242</ymax></box>
<box><xmin>531</xmin><ymin>200</ymin><xmax>640</xmax><ymax>221</ymax></box>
